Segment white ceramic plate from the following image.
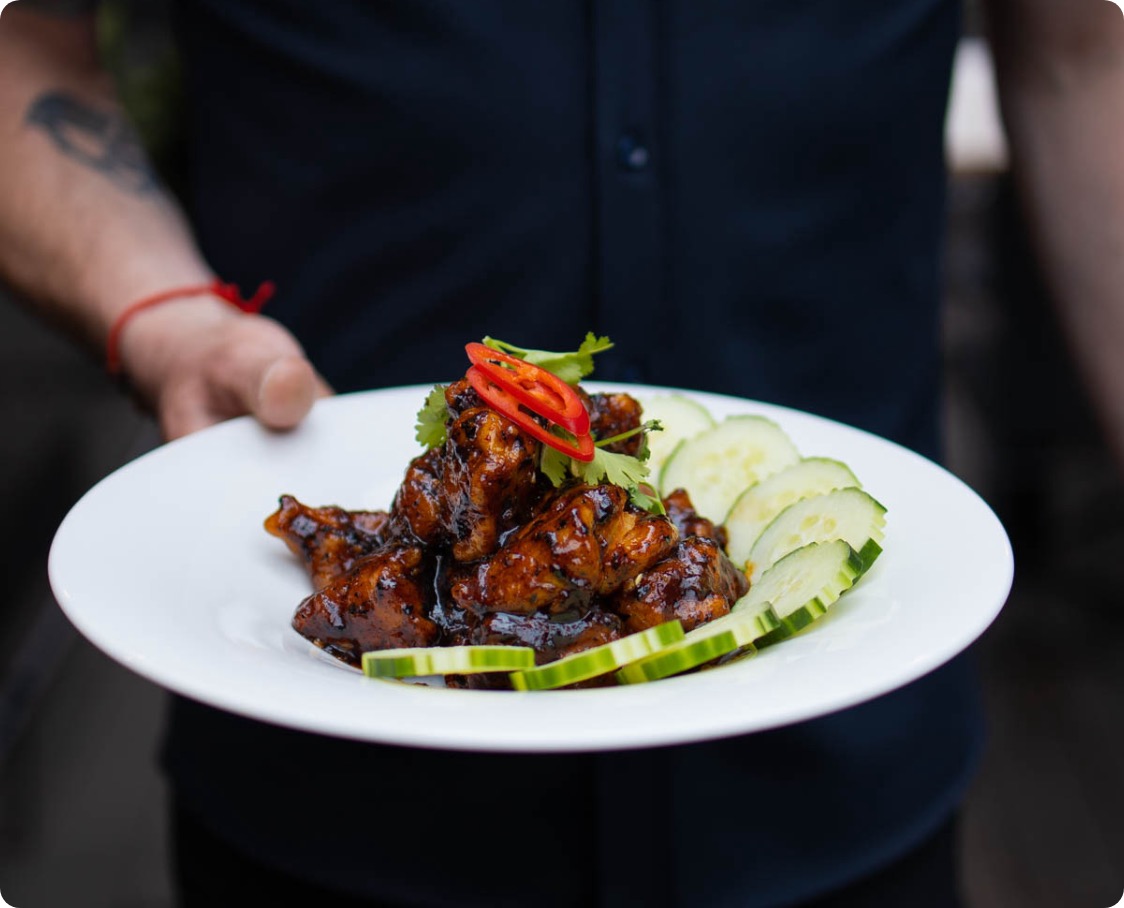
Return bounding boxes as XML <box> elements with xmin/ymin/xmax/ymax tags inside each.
<box><xmin>49</xmin><ymin>384</ymin><xmax>1012</xmax><ymax>753</ymax></box>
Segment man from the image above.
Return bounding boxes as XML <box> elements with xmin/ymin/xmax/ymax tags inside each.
<box><xmin>0</xmin><ymin>1</ymin><xmax>1119</xmax><ymax>905</ymax></box>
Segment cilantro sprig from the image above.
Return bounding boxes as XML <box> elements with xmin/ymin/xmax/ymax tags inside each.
<box><xmin>415</xmin><ymin>384</ymin><xmax>449</xmax><ymax>449</ymax></box>
<box><xmin>482</xmin><ymin>332</ymin><xmax>613</xmax><ymax>385</ymax></box>
<box><xmin>540</xmin><ymin>420</ymin><xmax>665</xmax><ymax>514</ymax></box>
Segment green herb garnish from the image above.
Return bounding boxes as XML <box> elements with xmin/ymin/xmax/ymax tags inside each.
<box><xmin>539</xmin><ymin>421</ymin><xmax>664</xmax><ymax>513</ymax></box>
<box><xmin>415</xmin><ymin>384</ymin><xmax>449</xmax><ymax>449</ymax></box>
<box><xmin>482</xmin><ymin>332</ymin><xmax>614</xmax><ymax>386</ymax></box>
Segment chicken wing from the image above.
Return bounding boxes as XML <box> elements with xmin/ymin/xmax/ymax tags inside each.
<box><xmin>291</xmin><ymin>544</ymin><xmax>439</xmax><ymax>666</ymax></box>
<box><xmin>264</xmin><ymin>495</ymin><xmax>390</xmax><ymax>590</ymax></box>
<box><xmin>445</xmin><ymin>606</ymin><xmax>625</xmax><ymax>689</ymax></box>
<box><xmin>391</xmin><ymin>378</ymin><xmax>543</xmax><ymax>561</ymax></box>
<box><xmin>449</xmin><ymin>483</ymin><xmax>678</xmax><ymax>616</ymax></box>
<box><xmin>389</xmin><ymin>446</ymin><xmax>446</xmax><ymax>545</ymax></box>
<box><xmin>440</xmin><ymin>404</ymin><xmax>542</xmax><ymax>562</ymax></box>
<box><xmin>613</xmin><ymin>536</ymin><xmax>749</xmax><ymax>634</ymax></box>
<box><xmin>662</xmin><ymin>488</ymin><xmax>728</xmax><ymax>549</ymax></box>
<box><xmin>585</xmin><ymin>391</ymin><xmax>643</xmax><ymax>455</ymax></box>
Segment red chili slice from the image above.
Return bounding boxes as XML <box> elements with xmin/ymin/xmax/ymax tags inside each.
<box><xmin>466</xmin><ymin>366</ymin><xmax>595</xmax><ymax>462</ymax></box>
<box><xmin>464</xmin><ymin>342</ymin><xmax>590</xmax><ymax>436</ymax></box>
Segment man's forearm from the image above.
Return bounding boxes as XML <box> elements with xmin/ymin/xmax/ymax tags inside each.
<box><xmin>987</xmin><ymin>1</ymin><xmax>1124</xmax><ymax>462</ymax></box>
<box><xmin>0</xmin><ymin>4</ymin><xmax>215</xmax><ymax>353</ymax></box>
<box><xmin>0</xmin><ymin>4</ymin><xmax>326</xmax><ymax>440</ymax></box>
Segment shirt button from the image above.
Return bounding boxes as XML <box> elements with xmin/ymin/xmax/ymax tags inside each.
<box><xmin>617</xmin><ymin>136</ymin><xmax>650</xmax><ymax>172</ymax></box>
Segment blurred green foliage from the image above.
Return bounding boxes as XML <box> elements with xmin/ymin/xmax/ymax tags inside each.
<box><xmin>96</xmin><ymin>0</ymin><xmax>186</xmax><ymax>191</ymax></box>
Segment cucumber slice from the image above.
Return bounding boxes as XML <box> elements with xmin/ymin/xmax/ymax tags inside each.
<box><xmin>615</xmin><ymin>627</ymin><xmax>750</xmax><ymax>684</ymax></box>
<box><xmin>637</xmin><ymin>394</ymin><xmax>716</xmax><ymax>476</ymax></box>
<box><xmin>746</xmin><ymin>487</ymin><xmax>886</xmax><ymax>584</ymax></box>
<box><xmin>725</xmin><ymin>458</ymin><xmax>860</xmax><ymax>569</ymax></box>
<box><xmin>684</xmin><ymin>600</ymin><xmax>783</xmax><ymax>649</ymax></box>
<box><xmin>509</xmin><ymin>621</ymin><xmax>685</xmax><ymax>691</ymax></box>
<box><xmin>733</xmin><ymin>540</ymin><xmax>863</xmax><ymax>640</ymax></box>
<box><xmin>659</xmin><ymin>416</ymin><xmax>800</xmax><ymax>521</ymax></box>
<box><xmin>361</xmin><ymin>645</ymin><xmax>535</xmax><ymax>679</ymax></box>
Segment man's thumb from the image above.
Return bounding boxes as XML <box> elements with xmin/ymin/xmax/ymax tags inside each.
<box><xmin>251</xmin><ymin>354</ymin><xmax>331</xmax><ymax>429</ymax></box>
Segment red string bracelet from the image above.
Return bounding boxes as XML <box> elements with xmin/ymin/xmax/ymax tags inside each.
<box><xmin>105</xmin><ymin>278</ymin><xmax>275</xmax><ymax>375</ymax></box>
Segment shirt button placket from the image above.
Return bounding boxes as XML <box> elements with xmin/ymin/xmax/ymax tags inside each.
<box><xmin>592</xmin><ymin>0</ymin><xmax>665</xmax><ymax>384</ymax></box>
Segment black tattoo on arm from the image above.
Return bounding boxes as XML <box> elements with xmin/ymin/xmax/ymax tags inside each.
<box><xmin>24</xmin><ymin>91</ymin><xmax>159</xmax><ymax>195</ymax></box>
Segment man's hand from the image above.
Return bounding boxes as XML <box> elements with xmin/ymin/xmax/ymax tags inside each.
<box><xmin>117</xmin><ymin>294</ymin><xmax>333</xmax><ymax>440</ymax></box>
<box><xmin>0</xmin><ymin>7</ymin><xmax>332</xmax><ymax>442</ymax></box>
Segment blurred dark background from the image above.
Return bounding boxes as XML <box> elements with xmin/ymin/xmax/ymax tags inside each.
<box><xmin>1</xmin><ymin>2</ymin><xmax>1122</xmax><ymax>906</ymax></box>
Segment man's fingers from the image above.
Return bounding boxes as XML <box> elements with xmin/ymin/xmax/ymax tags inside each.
<box><xmin>156</xmin><ymin>353</ymin><xmax>329</xmax><ymax>441</ymax></box>
<box><xmin>200</xmin><ymin>316</ymin><xmax>330</xmax><ymax>431</ymax></box>
<box><xmin>161</xmin><ymin>404</ymin><xmax>203</xmax><ymax>442</ymax></box>
<box><xmin>130</xmin><ymin>310</ymin><xmax>334</xmax><ymax>439</ymax></box>
<box><xmin>159</xmin><ymin>382</ymin><xmax>223</xmax><ymax>441</ymax></box>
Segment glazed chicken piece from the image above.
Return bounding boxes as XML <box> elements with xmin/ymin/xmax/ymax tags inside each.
<box><xmin>662</xmin><ymin>488</ymin><xmax>728</xmax><ymax>549</ymax></box>
<box><xmin>264</xmin><ymin>495</ymin><xmax>391</xmax><ymax>590</ymax></box>
<box><xmin>472</xmin><ymin>606</ymin><xmax>623</xmax><ymax>663</ymax></box>
<box><xmin>441</xmin><ymin>403</ymin><xmax>542</xmax><ymax>561</ymax></box>
<box><xmin>291</xmin><ymin>543</ymin><xmax>439</xmax><ymax>666</ymax></box>
<box><xmin>444</xmin><ymin>375</ymin><xmax>483</xmax><ymax>420</ymax></box>
<box><xmin>449</xmin><ymin>483</ymin><xmax>678</xmax><ymax>616</ymax></box>
<box><xmin>445</xmin><ymin>606</ymin><xmax>625</xmax><ymax>690</ymax></box>
<box><xmin>389</xmin><ymin>446</ymin><xmax>446</xmax><ymax>545</ymax></box>
<box><xmin>614</xmin><ymin>536</ymin><xmax>750</xmax><ymax>634</ymax></box>
<box><xmin>584</xmin><ymin>391</ymin><xmax>644</xmax><ymax>455</ymax></box>
<box><xmin>391</xmin><ymin>379</ymin><xmax>542</xmax><ymax>562</ymax></box>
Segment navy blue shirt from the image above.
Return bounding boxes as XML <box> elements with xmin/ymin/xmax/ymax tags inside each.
<box><xmin>166</xmin><ymin>2</ymin><xmax>982</xmax><ymax>905</ymax></box>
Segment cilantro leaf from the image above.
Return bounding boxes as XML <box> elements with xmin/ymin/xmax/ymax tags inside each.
<box><xmin>542</xmin><ymin>444</ymin><xmax>661</xmax><ymax>512</ymax></box>
<box><xmin>536</xmin><ymin>419</ymin><xmax>665</xmax><ymax>512</ymax></box>
<box><xmin>482</xmin><ymin>332</ymin><xmax>614</xmax><ymax>385</ymax></box>
<box><xmin>576</xmin><ymin>448</ymin><xmax>665</xmax><ymax>514</ymax></box>
<box><xmin>414</xmin><ymin>384</ymin><xmax>448</xmax><ymax>449</ymax></box>
<box><xmin>539</xmin><ymin>444</ymin><xmax>572</xmax><ymax>488</ymax></box>
<box><xmin>571</xmin><ymin>446</ymin><xmax>651</xmax><ymax>490</ymax></box>
<box><xmin>629</xmin><ymin>484</ymin><xmax>666</xmax><ymax>515</ymax></box>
